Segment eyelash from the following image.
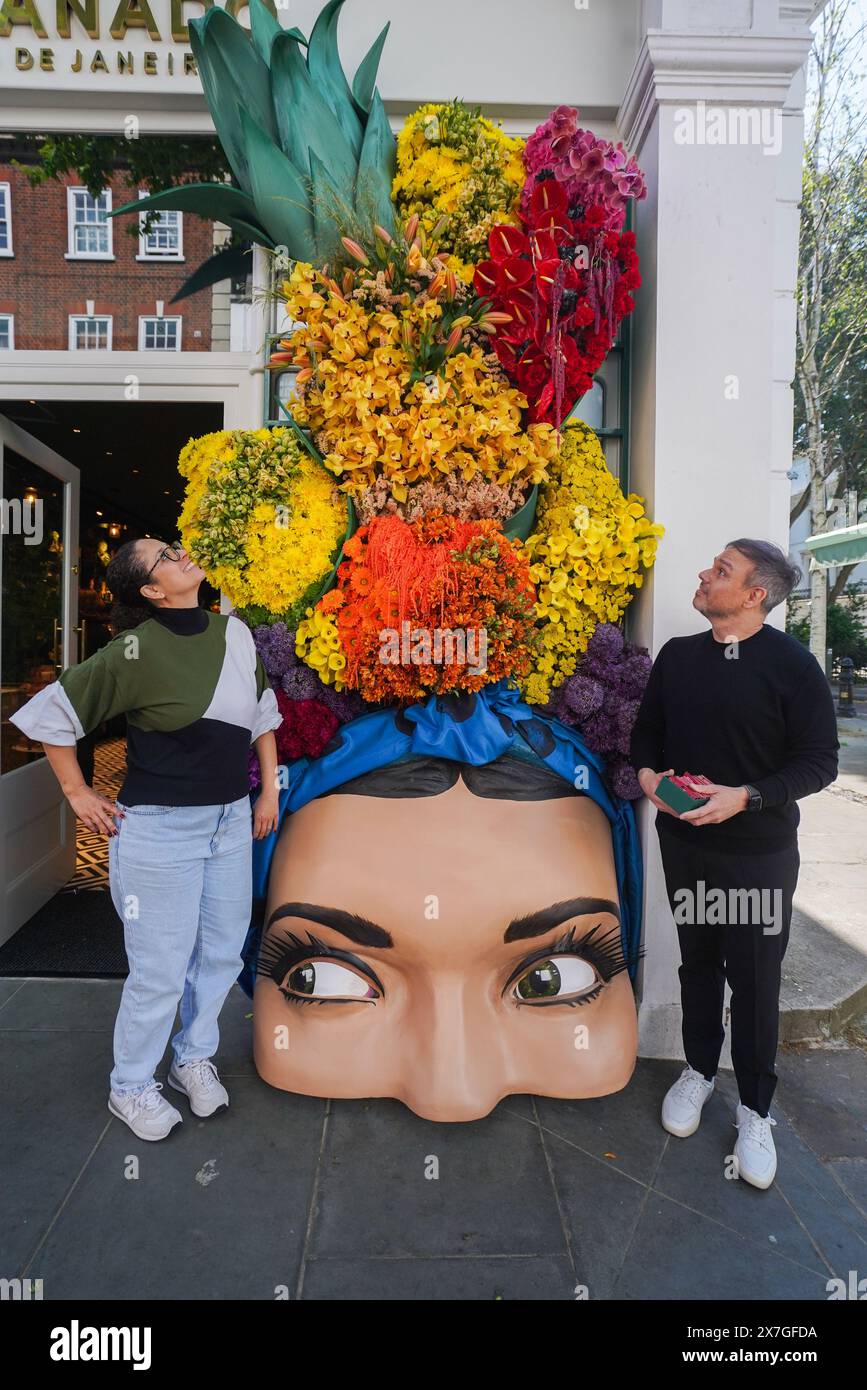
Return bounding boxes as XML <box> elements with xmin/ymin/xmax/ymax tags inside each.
<box><xmin>257</xmin><ymin>928</ymin><xmax>383</xmax><ymax>1006</ymax></box>
<box><xmin>505</xmin><ymin>922</ymin><xmax>641</xmax><ymax>1008</ymax></box>
<box><xmin>257</xmin><ymin>924</ymin><xmax>643</xmax><ymax>1010</ymax></box>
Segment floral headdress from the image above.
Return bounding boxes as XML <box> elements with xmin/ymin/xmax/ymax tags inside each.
<box><xmin>136</xmin><ymin>0</ymin><xmax>662</xmax><ymax>802</ymax></box>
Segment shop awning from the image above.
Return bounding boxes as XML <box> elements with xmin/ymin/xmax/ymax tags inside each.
<box><xmin>803</xmin><ymin>521</ymin><xmax>867</xmax><ymax>568</ymax></box>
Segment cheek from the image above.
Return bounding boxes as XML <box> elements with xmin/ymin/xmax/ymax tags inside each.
<box><xmin>508</xmin><ymin>972</ymin><xmax>638</xmax><ymax>1099</ymax></box>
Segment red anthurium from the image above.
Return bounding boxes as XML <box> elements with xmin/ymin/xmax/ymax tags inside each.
<box><xmin>528</xmin><ymin>209</ymin><xmax>575</xmax><ymax>244</ymax></box>
<box><xmin>497</xmin><ymin>256</ymin><xmax>534</xmax><ymax>290</ymax></box>
<box><xmin>492</xmin><ymin>337</ymin><xmax>518</xmax><ymax>373</ymax></box>
<box><xmin>473</xmin><ymin>261</ymin><xmax>499</xmax><ymax>297</ymax></box>
<box><xmin>527</xmin><ymin>229</ymin><xmax>560</xmax><ymax>264</ymax></box>
<box><xmin>535</xmin><ymin>257</ymin><xmax>579</xmax><ymax>302</ymax></box>
<box><xmin>488</xmin><ymin>224</ymin><xmax>530</xmax><ymax>260</ymax></box>
<box><xmin>529</xmin><ymin>180</ymin><xmax>568</xmax><ymax>217</ymax></box>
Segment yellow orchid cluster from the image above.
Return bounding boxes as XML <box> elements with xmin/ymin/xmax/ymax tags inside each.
<box><xmin>177</xmin><ymin>428</ymin><xmax>346</xmax><ymax>625</ymax></box>
<box><xmin>284</xmin><ymin>261</ymin><xmax>559</xmax><ymax>501</ymax></box>
<box><xmin>295</xmin><ymin>607</ymin><xmax>348</xmax><ymax>690</ymax></box>
<box><xmin>392</xmin><ymin>101</ymin><xmax>525</xmax><ymax>282</ymax></box>
<box><xmin>519</xmin><ymin>422</ymin><xmax>664</xmax><ymax>705</ymax></box>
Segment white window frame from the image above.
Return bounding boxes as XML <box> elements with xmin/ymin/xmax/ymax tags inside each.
<box><xmin>65</xmin><ymin>186</ymin><xmax>114</xmax><ymax>260</ymax></box>
<box><xmin>0</xmin><ymin>313</ymin><xmax>14</xmax><ymax>349</ymax></box>
<box><xmin>68</xmin><ymin>315</ymin><xmax>113</xmax><ymax>350</ymax></box>
<box><xmin>138</xmin><ymin>315</ymin><xmax>182</xmax><ymax>351</ymax></box>
<box><xmin>136</xmin><ymin>191</ymin><xmax>184</xmax><ymax>261</ymax></box>
<box><xmin>0</xmin><ymin>183</ymin><xmax>12</xmax><ymax>256</ymax></box>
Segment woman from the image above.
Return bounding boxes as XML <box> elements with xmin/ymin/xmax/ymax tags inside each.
<box><xmin>10</xmin><ymin>538</ymin><xmax>281</xmax><ymax>1142</ymax></box>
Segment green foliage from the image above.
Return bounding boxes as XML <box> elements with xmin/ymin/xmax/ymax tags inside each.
<box><xmin>15</xmin><ymin>133</ymin><xmax>231</xmax><ymax>236</ymax></box>
<box><xmin>788</xmin><ymin>585</ymin><xmax>867</xmax><ymax>667</ymax></box>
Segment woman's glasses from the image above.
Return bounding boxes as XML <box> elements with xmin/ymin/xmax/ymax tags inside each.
<box><xmin>144</xmin><ymin>540</ymin><xmax>184</xmax><ymax>581</ymax></box>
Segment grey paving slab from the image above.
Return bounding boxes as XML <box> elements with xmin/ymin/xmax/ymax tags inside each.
<box><xmin>309</xmin><ymin>1098</ymin><xmax>567</xmax><ymax>1261</ymax></box>
<box><xmin>774</xmin><ymin>1047</ymin><xmax>867</xmax><ymax>1159</ymax></box>
<box><xmin>652</xmin><ymin>1102</ymin><xmax>830</xmax><ymax>1276</ymax></box>
<box><xmin>827</xmin><ymin>1160</ymin><xmax>867</xmax><ymax>1213</ymax></box>
<box><xmin>537</xmin><ymin>1129</ymin><xmax>651</xmax><ymax>1299</ymax></box>
<box><xmin>611</xmin><ymin>1192</ymin><xmax>832</xmax><ymax>1301</ymax></box>
<box><xmin>0</xmin><ymin>1031</ymin><xmax>112</xmax><ymax>1273</ymax></box>
<box><xmin>0</xmin><ymin>978</ymin><xmax>27</xmax><ymax>1010</ymax></box>
<box><xmin>0</xmin><ymin>978</ymin><xmax>123</xmax><ymax>1032</ymax></box>
<box><xmin>533</xmin><ymin>1057</ymin><xmax>675</xmax><ymax>1183</ymax></box>
<box><xmin>28</xmin><ymin>1080</ymin><xmax>327</xmax><ymax>1301</ymax></box>
<box><xmin>301</xmin><ymin>1255</ymin><xmax>576</xmax><ymax>1300</ymax></box>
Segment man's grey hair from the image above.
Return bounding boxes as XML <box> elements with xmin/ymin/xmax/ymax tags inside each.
<box><xmin>726</xmin><ymin>538</ymin><xmax>802</xmax><ymax>613</ymax></box>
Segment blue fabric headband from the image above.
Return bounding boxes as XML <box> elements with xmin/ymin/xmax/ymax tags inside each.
<box><xmin>241</xmin><ymin>679</ymin><xmax>643</xmax><ymax>994</ymax></box>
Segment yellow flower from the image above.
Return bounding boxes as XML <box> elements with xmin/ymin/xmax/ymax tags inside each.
<box><xmin>519</xmin><ymin>422</ymin><xmax>664</xmax><ymax>705</ymax></box>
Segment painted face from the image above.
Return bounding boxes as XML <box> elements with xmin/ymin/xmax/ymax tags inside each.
<box><xmin>254</xmin><ymin>777</ymin><xmax>638</xmax><ymax>1122</ymax></box>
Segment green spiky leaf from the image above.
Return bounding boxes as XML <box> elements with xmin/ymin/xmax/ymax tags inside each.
<box><xmin>270</xmin><ymin>27</ymin><xmax>357</xmax><ymax>189</ymax></box>
<box><xmin>351</xmin><ymin>21</ymin><xmax>390</xmax><ymax>115</ymax></box>
<box><xmin>307</xmin><ymin>0</ymin><xmax>363</xmax><ymax>159</ymax></box>
<box><xmin>240</xmin><ymin>107</ymin><xmax>318</xmax><ymax>259</ymax></box>
<box><xmin>111</xmin><ymin>184</ymin><xmax>275</xmax><ymax>247</ymax></box>
<box><xmin>355</xmin><ymin>89</ymin><xmax>397</xmax><ymax>237</ymax></box>
<box><xmin>189</xmin><ymin>8</ymin><xmax>279</xmax><ymax>193</ymax></box>
<box><xmin>248</xmin><ymin>0</ymin><xmax>306</xmax><ymax>66</ymax></box>
<box><xmin>171</xmin><ymin>244</ymin><xmax>253</xmax><ymax>303</ymax></box>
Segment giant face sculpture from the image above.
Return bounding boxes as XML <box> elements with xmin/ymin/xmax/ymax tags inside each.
<box><xmin>253</xmin><ymin>754</ymin><xmax>638</xmax><ymax>1122</ymax></box>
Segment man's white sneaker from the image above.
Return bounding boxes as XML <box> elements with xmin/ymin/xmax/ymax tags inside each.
<box><xmin>168</xmin><ymin>1058</ymin><xmax>228</xmax><ymax>1118</ymax></box>
<box><xmin>734</xmin><ymin>1104</ymin><xmax>777</xmax><ymax>1189</ymax></box>
<box><xmin>661</xmin><ymin>1065</ymin><xmax>715</xmax><ymax>1137</ymax></box>
<box><xmin>108</xmin><ymin>1082</ymin><xmax>183</xmax><ymax>1141</ymax></box>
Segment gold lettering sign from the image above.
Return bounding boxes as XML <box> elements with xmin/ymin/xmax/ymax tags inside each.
<box><xmin>0</xmin><ymin>0</ymin><xmax>49</xmax><ymax>40</ymax></box>
<box><xmin>108</xmin><ymin>0</ymin><xmax>160</xmax><ymax>40</ymax></box>
<box><xmin>170</xmin><ymin>0</ymin><xmax>212</xmax><ymax>43</ymax></box>
<box><xmin>55</xmin><ymin>0</ymin><xmax>97</xmax><ymax>39</ymax></box>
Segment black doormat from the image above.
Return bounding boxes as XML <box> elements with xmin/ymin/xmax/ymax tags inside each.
<box><xmin>0</xmin><ymin>889</ymin><xmax>128</xmax><ymax>979</ymax></box>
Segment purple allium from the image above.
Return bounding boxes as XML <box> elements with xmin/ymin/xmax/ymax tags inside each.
<box><xmin>558</xmin><ymin>674</ymin><xmax>605</xmax><ymax>722</ymax></box>
<box><xmin>609</xmin><ymin>757</ymin><xmax>642</xmax><ymax>801</ymax></box>
<box><xmin>252</xmin><ymin>621</ymin><xmax>297</xmax><ymax>679</ymax></box>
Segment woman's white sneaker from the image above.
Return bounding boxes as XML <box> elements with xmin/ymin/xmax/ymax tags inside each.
<box><xmin>734</xmin><ymin>1104</ymin><xmax>777</xmax><ymax>1189</ymax></box>
<box><xmin>108</xmin><ymin>1082</ymin><xmax>183</xmax><ymax>1141</ymax></box>
<box><xmin>168</xmin><ymin>1058</ymin><xmax>228</xmax><ymax>1117</ymax></box>
<box><xmin>661</xmin><ymin>1065</ymin><xmax>715</xmax><ymax>1137</ymax></box>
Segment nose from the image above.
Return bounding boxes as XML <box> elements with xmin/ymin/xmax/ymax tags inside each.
<box><xmin>398</xmin><ymin>974</ymin><xmax>507</xmax><ymax>1122</ymax></box>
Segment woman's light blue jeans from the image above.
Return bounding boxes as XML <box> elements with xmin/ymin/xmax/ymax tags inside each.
<box><xmin>108</xmin><ymin>797</ymin><xmax>253</xmax><ymax>1096</ymax></box>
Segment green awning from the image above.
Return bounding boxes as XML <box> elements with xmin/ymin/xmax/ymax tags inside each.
<box><xmin>803</xmin><ymin>522</ymin><xmax>867</xmax><ymax>568</ymax></box>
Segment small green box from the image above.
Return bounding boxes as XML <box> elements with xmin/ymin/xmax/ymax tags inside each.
<box><xmin>656</xmin><ymin>776</ymin><xmax>710</xmax><ymax>815</ymax></box>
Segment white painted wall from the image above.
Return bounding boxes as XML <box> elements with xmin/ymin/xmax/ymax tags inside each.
<box><xmin>620</xmin><ymin>0</ymin><xmax>813</xmax><ymax>1060</ymax></box>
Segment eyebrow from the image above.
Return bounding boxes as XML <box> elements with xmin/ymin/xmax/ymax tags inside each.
<box><xmin>266</xmin><ymin>902</ymin><xmax>393</xmax><ymax>948</ymax></box>
<box><xmin>504</xmin><ymin>898</ymin><xmax>620</xmax><ymax>943</ymax></box>
<box><xmin>715</xmin><ymin>556</ymin><xmax>732</xmax><ymax>571</ymax></box>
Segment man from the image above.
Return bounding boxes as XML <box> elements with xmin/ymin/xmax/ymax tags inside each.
<box><xmin>630</xmin><ymin>539</ymin><xmax>839</xmax><ymax>1190</ymax></box>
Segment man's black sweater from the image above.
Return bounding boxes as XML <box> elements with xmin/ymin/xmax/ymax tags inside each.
<box><xmin>629</xmin><ymin>624</ymin><xmax>839</xmax><ymax>853</ymax></box>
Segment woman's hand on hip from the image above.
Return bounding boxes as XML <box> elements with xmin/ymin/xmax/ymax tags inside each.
<box><xmin>253</xmin><ymin>787</ymin><xmax>280</xmax><ymax>840</ymax></box>
<box><xmin>67</xmin><ymin>786</ymin><xmax>125</xmax><ymax>836</ymax></box>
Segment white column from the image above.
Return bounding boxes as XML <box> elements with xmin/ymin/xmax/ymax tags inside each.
<box><xmin>618</xmin><ymin>1</ymin><xmax>812</xmax><ymax>1059</ymax></box>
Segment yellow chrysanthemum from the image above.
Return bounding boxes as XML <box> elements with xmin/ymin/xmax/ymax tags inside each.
<box><xmin>519</xmin><ymin>422</ymin><xmax>664</xmax><ymax>704</ymax></box>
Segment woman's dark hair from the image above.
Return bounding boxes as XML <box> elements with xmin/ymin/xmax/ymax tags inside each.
<box><xmin>106</xmin><ymin>539</ymin><xmax>157</xmax><ymax>634</ymax></box>
<box><xmin>326</xmin><ymin>753</ymin><xmax>581</xmax><ymax>801</ymax></box>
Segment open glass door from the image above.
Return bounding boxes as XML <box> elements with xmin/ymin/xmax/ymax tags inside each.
<box><xmin>0</xmin><ymin>416</ymin><xmax>80</xmax><ymax>945</ymax></box>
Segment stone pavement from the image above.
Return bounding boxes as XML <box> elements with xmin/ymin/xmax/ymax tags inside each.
<box><xmin>1</xmin><ymin>977</ymin><xmax>864</xmax><ymax>1301</ymax></box>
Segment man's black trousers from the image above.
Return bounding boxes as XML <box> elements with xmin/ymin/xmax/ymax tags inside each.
<box><xmin>657</xmin><ymin>827</ymin><xmax>800</xmax><ymax>1117</ymax></box>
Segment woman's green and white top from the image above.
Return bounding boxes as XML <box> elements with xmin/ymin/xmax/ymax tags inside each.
<box><xmin>10</xmin><ymin>607</ymin><xmax>282</xmax><ymax>806</ymax></box>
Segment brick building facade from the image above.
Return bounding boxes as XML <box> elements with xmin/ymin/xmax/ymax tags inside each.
<box><xmin>0</xmin><ymin>148</ymin><xmax>215</xmax><ymax>352</ymax></box>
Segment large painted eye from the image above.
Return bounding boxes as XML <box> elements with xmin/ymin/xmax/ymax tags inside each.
<box><xmin>514</xmin><ymin>955</ymin><xmax>599</xmax><ymax>1004</ymax></box>
<box><xmin>281</xmin><ymin>960</ymin><xmax>380</xmax><ymax>1002</ymax></box>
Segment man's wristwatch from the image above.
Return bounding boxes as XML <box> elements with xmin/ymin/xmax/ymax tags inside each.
<box><xmin>743</xmin><ymin>784</ymin><xmax>763</xmax><ymax>812</ymax></box>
